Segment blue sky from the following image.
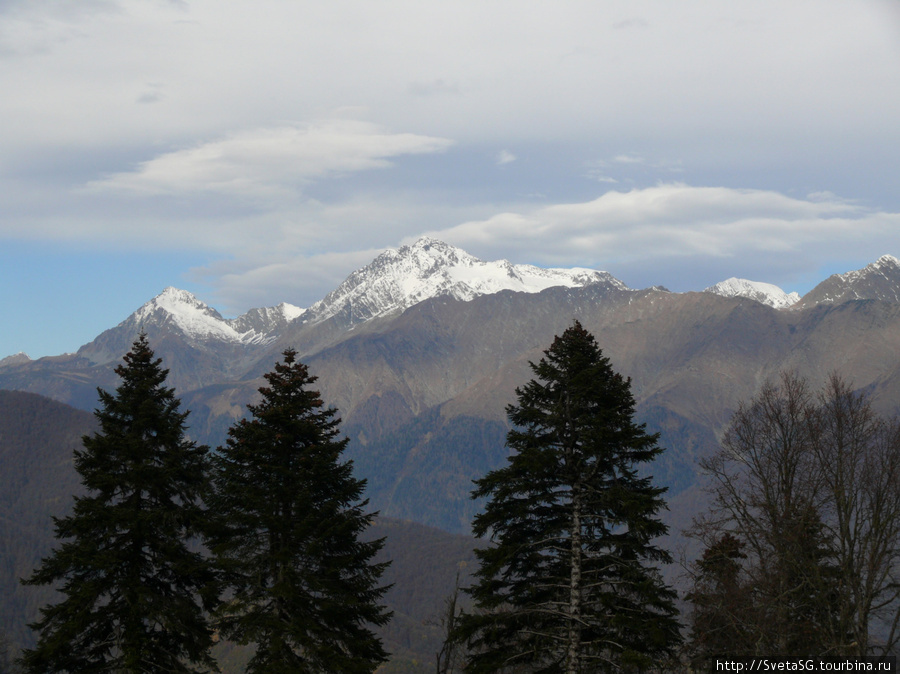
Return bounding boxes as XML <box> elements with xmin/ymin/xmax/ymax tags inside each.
<box><xmin>2</xmin><ymin>0</ymin><xmax>900</xmax><ymax>358</ymax></box>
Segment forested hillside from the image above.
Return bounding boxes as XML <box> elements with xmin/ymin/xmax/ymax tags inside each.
<box><xmin>0</xmin><ymin>390</ymin><xmax>479</xmax><ymax>673</ymax></box>
<box><xmin>0</xmin><ymin>391</ymin><xmax>93</xmax><ymax>647</ymax></box>
<box><xmin>7</xmin><ymin>254</ymin><xmax>900</xmax><ymax>541</ymax></box>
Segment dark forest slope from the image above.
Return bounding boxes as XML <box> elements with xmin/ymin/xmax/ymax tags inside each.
<box><xmin>0</xmin><ymin>391</ymin><xmax>477</xmax><ymax>673</ymax></box>
<box><xmin>0</xmin><ymin>391</ymin><xmax>95</xmax><ymax>646</ymax></box>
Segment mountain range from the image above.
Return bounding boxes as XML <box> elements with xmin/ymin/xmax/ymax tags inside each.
<box><xmin>4</xmin><ymin>239</ymin><xmax>900</xmax><ymax>535</ymax></box>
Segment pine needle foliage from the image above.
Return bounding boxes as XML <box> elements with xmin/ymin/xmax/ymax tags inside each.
<box><xmin>209</xmin><ymin>348</ymin><xmax>391</xmax><ymax>673</ymax></box>
<box><xmin>458</xmin><ymin>321</ymin><xmax>681</xmax><ymax>673</ymax></box>
<box><xmin>20</xmin><ymin>333</ymin><xmax>217</xmax><ymax>673</ymax></box>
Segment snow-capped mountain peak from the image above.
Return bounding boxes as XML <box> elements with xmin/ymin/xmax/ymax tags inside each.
<box><xmin>833</xmin><ymin>254</ymin><xmax>900</xmax><ymax>286</ymax></box>
<box><xmin>130</xmin><ymin>288</ymin><xmax>301</xmax><ymax>345</ymax></box>
<box><xmin>132</xmin><ymin>287</ymin><xmax>240</xmax><ymax>341</ymax></box>
<box><xmin>704</xmin><ymin>278</ymin><xmax>800</xmax><ymax>309</ymax></box>
<box><xmin>76</xmin><ymin>289</ymin><xmax>300</xmax><ymax>366</ymax></box>
<box><xmin>795</xmin><ymin>254</ymin><xmax>900</xmax><ymax>308</ymax></box>
<box><xmin>301</xmin><ymin>237</ymin><xmax>627</xmax><ymax>325</ymax></box>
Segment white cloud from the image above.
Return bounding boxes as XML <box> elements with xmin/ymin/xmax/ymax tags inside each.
<box><xmin>495</xmin><ymin>149</ymin><xmax>516</xmax><ymax>165</ymax></box>
<box><xmin>583</xmin><ymin>154</ymin><xmax>680</xmax><ymax>184</ymax></box>
<box><xmin>86</xmin><ymin>120</ymin><xmax>454</xmax><ymax>196</ymax></box>
<box><xmin>182</xmin><ymin>184</ymin><xmax>900</xmax><ymax>311</ymax></box>
<box><xmin>613</xmin><ymin>154</ymin><xmax>645</xmax><ymax>164</ymax></box>
<box><xmin>419</xmin><ymin>184</ymin><xmax>900</xmax><ymax>269</ymax></box>
<box><xmin>3</xmin><ymin>0</ymin><xmax>897</xmax><ymax>155</ymax></box>
<box><xmin>2</xmin><ymin>0</ymin><xmax>900</xmax><ymax>359</ymax></box>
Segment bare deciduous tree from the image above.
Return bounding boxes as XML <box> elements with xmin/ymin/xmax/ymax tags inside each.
<box><xmin>434</xmin><ymin>570</ymin><xmax>464</xmax><ymax>674</ymax></box>
<box><xmin>688</xmin><ymin>371</ymin><xmax>900</xmax><ymax>658</ymax></box>
<box><xmin>811</xmin><ymin>375</ymin><xmax>900</xmax><ymax>656</ymax></box>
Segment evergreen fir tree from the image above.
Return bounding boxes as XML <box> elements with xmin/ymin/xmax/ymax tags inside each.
<box><xmin>457</xmin><ymin>321</ymin><xmax>681</xmax><ymax>673</ymax></box>
<box><xmin>21</xmin><ymin>333</ymin><xmax>217</xmax><ymax>673</ymax></box>
<box><xmin>756</xmin><ymin>504</ymin><xmax>843</xmax><ymax>657</ymax></box>
<box><xmin>685</xmin><ymin>533</ymin><xmax>754</xmax><ymax>666</ymax></box>
<box><xmin>209</xmin><ymin>348</ymin><xmax>391</xmax><ymax>673</ymax></box>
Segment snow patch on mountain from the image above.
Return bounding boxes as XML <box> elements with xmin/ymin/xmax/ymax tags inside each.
<box><xmin>131</xmin><ymin>288</ymin><xmax>301</xmax><ymax>345</ymax></box>
<box><xmin>228</xmin><ymin>303</ymin><xmax>304</xmax><ymax>344</ymax></box>
<box><xmin>302</xmin><ymin>237</ymin><xmax>627</xmax><ymax>325</ymax></box>
<box><xmin>795</xmin><ymin>254</ymin><xmax>900</xmax><ymax>308</ymax></box>
<box><xmin>123</xmin><ymin>239</ymin><xmax>622</xmax><ymax>343</ymax></box>
<box><xmin>825</xmin><ymin>255</ymin><xmax>900</xmax><ymax>296</ymax></box>
<box><xmin>704</xmin><ymin>278</ymin><xmax>801</xmax><ymax>309</ymax></box>
<box><xmin>133</xmin><ymin>288</ymin><xmax>240</xmax><ymax>341</ymax></box>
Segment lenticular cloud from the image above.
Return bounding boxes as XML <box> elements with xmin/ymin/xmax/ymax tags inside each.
<box><xmin>87</xmin><ymin>120</ymin><xmax>454</xmax><ymax>196</ymax></box>
<box><xmin>427</xmin><ymin>184</ymin><xmax>898</xmax><ymax>266</ymax></box>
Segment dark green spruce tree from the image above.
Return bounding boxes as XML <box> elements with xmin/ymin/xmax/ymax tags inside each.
<box><xmin>21</xmin><ymin>333</ymin><xmax>217</xmax><ymax>673</ymax></box>
<box><xmin>684</xmin><ymin>533</ymin><xmax>754</xmax><ymax>667</ymax></box>
<box><xmin>209</xmin><ymin>348</ymin><xmax>391</xmax><ymax>673</ymax></box>
<box><xmin>457</xmin><ymin>321</ymin><xmax>681</xmax><ymax>673</ymax></box>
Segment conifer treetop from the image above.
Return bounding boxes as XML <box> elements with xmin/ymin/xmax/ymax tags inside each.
<box><xmin>21</xmin><ymin>333</ymin><xmax>216</xmax><ymax>674</ymax></box>
<box><xmin>210</xmin><ymin>347</ymin><xmax>391</xmax><ymax>673</ymax></box>
<box><xmin>459</xmin><ymin>321</ymin><xmax>681</xmax><ymax>673</ymax></box>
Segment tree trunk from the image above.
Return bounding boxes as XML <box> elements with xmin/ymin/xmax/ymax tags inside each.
<box><xmin>567</xmin><ymin>483</ymin><xmax>583</xmax><ymax>674</ymax></box>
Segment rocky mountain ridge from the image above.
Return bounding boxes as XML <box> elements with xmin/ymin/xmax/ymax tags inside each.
<box><xmin>130</xmin><ymin>287</ymin><xmax>303</xmax><ymax>346</ymax></box>
<box><xmin>300</xmin><ymin>237</ymin><xmax>626</xmax><ymax>326</ymax></box>
<box><xmin>3</xmin><ymin>243</ymin><xmax>900</xmax><ymax>534</ymax></box>
<box><xmin>794</xmin><ymin>254</ymin><xmax>900</xmax><ymax>309</ymax></box>
<box><xmin>5</xmin><ymin>238</ymin><xmax>626</xmax><ymax>366</ymax></box>
<box><xmin>6</xmin><ymin>239</ymin><xmax>889</xmax><ymax>367</ymax></box>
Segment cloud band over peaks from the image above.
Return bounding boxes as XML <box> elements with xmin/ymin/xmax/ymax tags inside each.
<box><xmin>87</xmin><ymin>120</ymin><xmax>455</xmax><ymax>196</ymax></box>
<box><xmin>423</xmin><ymin>184</ymin><xmax>899</xmax><ymax>267</ymax></box>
